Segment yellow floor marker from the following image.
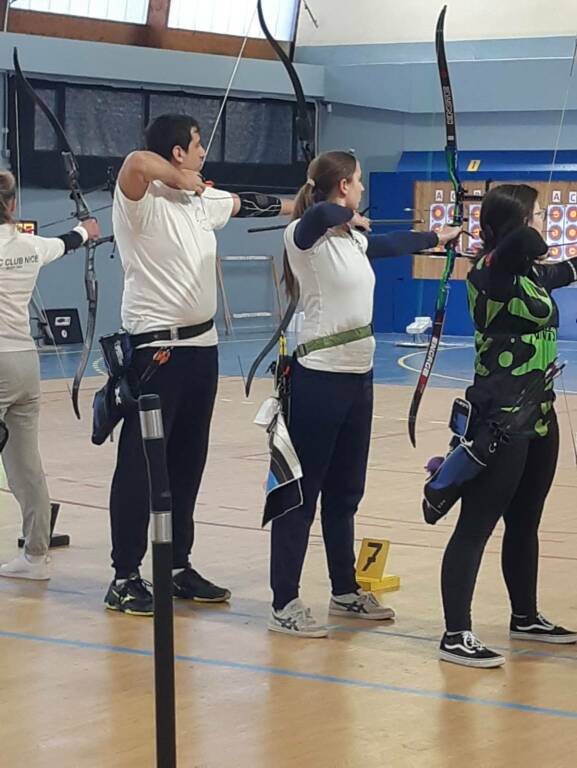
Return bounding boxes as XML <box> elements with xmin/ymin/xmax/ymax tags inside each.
<box><xmin>355</xmin><ymin>538</ymin><xmax>400</xmax><ymax>594</ymax></box>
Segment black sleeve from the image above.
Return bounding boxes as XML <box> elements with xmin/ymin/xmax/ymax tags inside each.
<box><xmin>535</xmin><ymin>257</ymin><xmax>577</xmax><ymax>292</ymax></box>
<box><xmin>490</xmin><ymin>226</ymin><xmax>548</xmax><ymax>275</ymax></box>
<box><xmin>236</xmin><ymin>192</ymin><xmax>282</xmax><ymax>218</ymax></box>
<box><xmin>293</xmin><ymin>203</ymin><xmax>353</xmax><ymax>249</ymax></box>
<box><xmin>57</xmin><ymin>230</ymin><xmax>84</xmax><ymax>253</ymax></box>
<box><xmin>366</xmin><ymin>230</ymin><xmax>438</xmax><ymax>260</ymax></box>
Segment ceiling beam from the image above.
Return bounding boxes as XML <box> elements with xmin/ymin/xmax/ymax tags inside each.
<box><xmin>4</xmin><ymin>8</ymin><xmax>276</xmax><ymax>59</ymax></box>
<box><xmin>146</xmin><ymin>0</ymin><xmax>171</xmax><ymax>47</ymax></box>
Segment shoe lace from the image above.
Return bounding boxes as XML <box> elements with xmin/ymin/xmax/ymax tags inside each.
<box><xmin>361</xmin><ymin>592</ymin><xmax>380</xmax><ymax>608</ymax></box>
<box><xmin>536</xmin><ymin>613</ymin><xmax>554</xmax><ymax>628</ymax></box>
<box><xmin>462</xmin><ymin>631</ymin><xmax>484</xmax><ymax>651</ymax></box>
<box><xmin>128</xmin><ymin>576</ymin><xmax>152</xmax><ymax>597</ymax></box>
<box><xmin>291</xmin><ymin>603</ymin><xmax>316</xmax><ymax>627</ymax></box>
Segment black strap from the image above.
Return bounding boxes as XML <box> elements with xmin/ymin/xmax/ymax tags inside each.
<box><xmin>129</xmin><ymin>320</ymin><xmax>214</xmax><ymax>347</ymax></box>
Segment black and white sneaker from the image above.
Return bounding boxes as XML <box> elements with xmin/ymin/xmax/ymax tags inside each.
<box><xmin>173</xmin><ymin>566</ymin><xmax>231</xmax><ymax>603</ymax></box>
<box><xmin>440</xmin><ymin>631</ymin><xmax>506</xmax><ymax>668</ymax></box>
<box><xmin>510</xmin><ymin>613</ymin><xmax>577</xmax><ymax>644</ymax></box>
<box><xmin>104</xmin><ymin>574</ymin><xmax>154</xmax><ymax>616</ymax></box>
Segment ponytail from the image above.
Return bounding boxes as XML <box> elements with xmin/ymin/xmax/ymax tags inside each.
<box><xmin>284</xmin><ymin>151</ymin><xmax>358</xmax><ymax>297</ymax></box>
<box><xmin>0</xmin><ymin>170</ymin><xmax>16</xmax><ymax>225</ymax></box>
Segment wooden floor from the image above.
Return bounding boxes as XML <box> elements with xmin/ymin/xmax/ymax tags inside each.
<box><xmin>1</xmin><ymin>375</ymin><xmax>576</xmax><ymax>768</ymax></box>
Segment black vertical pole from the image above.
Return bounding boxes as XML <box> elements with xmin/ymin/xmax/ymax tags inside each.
<box><xmin>138</xmin><ymin>394</ymin><xmax>177</xmax><ymax>768</ymax></box>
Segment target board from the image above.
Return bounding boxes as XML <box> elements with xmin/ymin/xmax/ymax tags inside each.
<box><xmin>412</xmin><ymin>181</ymin><xmax>577</xmax><ymax>280</ymax></box>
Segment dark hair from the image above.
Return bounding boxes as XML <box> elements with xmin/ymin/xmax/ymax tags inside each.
<box><xmin>480</xmin><ymin>184</ymin><xmax>539</xmax><ymax>254</ymax></box>
<box><xmin>144</xmin><ymin>114</ymin><xmax>200</xmax><ymax>161</ymax></box>
<box><xmin>284</xmin><ymin>151</ymin><xmax>358</xmax><ymax>296</ymax></box>
<box><xmin>0</xmin><ymin>170</ymin><xmax>16</xmax><ymax>225</ymax></box>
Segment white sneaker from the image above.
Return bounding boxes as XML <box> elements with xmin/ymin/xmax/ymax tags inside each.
<box><xmin>0</xmin><ymin>552</ymin><xmax>51</xmax><ymax>581</ymax></box>
<box><xmin>268</xmin><ymin>598</ymin><xmax>328</xmax><ymax>638</ymax></box>
<box><xmin>329</xmin><ymin>590</ymin><xmax>395</xmax><ymax>620</ymax></box>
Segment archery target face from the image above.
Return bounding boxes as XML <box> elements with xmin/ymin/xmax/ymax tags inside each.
<box><xmin>429</xmin><ymin>204</ymin><xmax>447</xmax><ymax>250</ymax></box>
<box><xmin>564</xmin><ymin>208</ymin><xmax>577</xmax><ymax>260</ymax></box>
<box><xmin>546</xmin><ymin>204</ymin><xmax>566</xmax><ymax>262</ymax></box>
<box><xmin>566</xmin><ymin>222</ymin><xmax>577</xmax><ymax>242</ymax></box>
<box><xmin>468</xmin><ymin>204</ymin><xmax>482</xmax><ymax>252</ymax></box>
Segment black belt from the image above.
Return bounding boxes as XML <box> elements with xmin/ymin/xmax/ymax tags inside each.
<box><xmin>129</xmin><ymin>320</ymin><xmax>214</xmax><ymax>347</ymax></box>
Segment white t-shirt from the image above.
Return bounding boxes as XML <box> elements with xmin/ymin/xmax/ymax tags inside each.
<box><xmin>284</xmin><ymin>220</ymin><xmax>376</xmax><ymax>374</ymax></box>
<box><xmin>113</xmin><ymin>182</ymin><xmax>234</xmax><ymax>347</ymax></box>
<box><xmin>0</xmin><ymin>223</ymin><xmax>65</xmax><ymax>353</ymax></box>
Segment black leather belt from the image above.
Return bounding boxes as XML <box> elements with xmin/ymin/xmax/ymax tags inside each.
<box><xmin>129</xmin><ymin>320</ymin><xmax>214</xmax><ymax>346</ymax></box>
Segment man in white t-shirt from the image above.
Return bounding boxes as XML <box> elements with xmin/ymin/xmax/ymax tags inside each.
<box><xmin>105</xmin><ymin>113</ymin><xmax>293</xmax><ymax>615</ymax></box>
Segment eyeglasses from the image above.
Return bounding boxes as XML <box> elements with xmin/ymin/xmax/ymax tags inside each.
<box><xmin>533</xmin><ymin>210</ymin><xmax>545</xmax><ymax>219</ymax></box>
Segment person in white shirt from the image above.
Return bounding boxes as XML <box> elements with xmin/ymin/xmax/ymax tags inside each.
<box><xmin>267</xmin><ymin>151</ymin><xmax>460</xmax><ymax>637</ymax></box>
<box><xmin>105</xmin><ymin>113</ymin><xmax>294</xmax><ymax>615</ymax></box>
<box><xmin>0</xmin><ymin>170</ymin><xmax>99</xmax><ymax>580</ymax></box>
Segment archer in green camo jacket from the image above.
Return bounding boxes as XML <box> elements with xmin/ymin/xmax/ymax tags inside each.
<box><xmin>438</xmin><ymin>184</ymin><xmax>577</xmax><ymax>665</ymax></box>
<box><xmin>466</xmin><ymin>191</ymin><xmax>577</xmax><ymax>437</ymax></box>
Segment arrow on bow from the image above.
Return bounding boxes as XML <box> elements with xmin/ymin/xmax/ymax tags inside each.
<box><xmin>407</xmin><ymin>6</ymin><xmax>465</xmax><ymax>446</ymax></box>
<box><xmin>14</xmin><ymin>48</ymin><xmax>102</xmax><ymax>420</ymax></box>
<box><xmin>243</xmin><ymin>0</ymin><xmax>316</xmax><ymax>396</ymax></box>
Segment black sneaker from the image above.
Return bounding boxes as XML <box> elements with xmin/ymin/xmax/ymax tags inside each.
<box><xmin>510</xmin><ymin>613</ymin><xmax>577</xmax><ymax>644</ymax></box>
<box><xmin>440</xmin><ymin>631</ymin><xmax>506</xmax><ymax>668</ymax></box>
<box><xmin>104</xmin><ymin>574</ymin><xmax>154</xmax><ymax>616</ymax></box>
<box><xmin>173</xmin><ymin>567</ymin><xmax>231</xmax><ymax>603</ymax></box>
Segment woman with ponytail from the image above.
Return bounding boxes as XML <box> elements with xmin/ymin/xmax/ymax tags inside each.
<box><xmin>268</xmin><ymin>151</ymin><xmax>460</xmax><ymax>637</ymax></box>
<box><xmin>438</xmin><ymin>184</ymin><xmax>577</xmax><ymax>668</ymax></box>
<box><xmin>0</xmin><ymin>170</ymin><xmax>99</xmax><ymax>580</ymax></box>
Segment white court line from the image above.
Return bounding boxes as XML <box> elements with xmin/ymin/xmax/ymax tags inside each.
<box><xmin>397</xmin><ymin>348</ymin><xmax>472</xmax><ymax>384</ymax></box>
<box><xmin>397</xmin><ymin>347</ymin><xmax>577</xmax><ymax>395</ymax></box>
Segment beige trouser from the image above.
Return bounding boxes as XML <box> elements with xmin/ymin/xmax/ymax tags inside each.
<box><xmin>0</xmin><ymin>350</ymin><xmax>50</xmax><ymax>556</ymax></box>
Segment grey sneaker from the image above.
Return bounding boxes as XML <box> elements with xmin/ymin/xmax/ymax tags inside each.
<box><xmin>268</xmin><ymin>598</ymin><xmax>328</xmax><ymax>638</ymax></box>
<box><xmin>329</xmin><ymin>590</ymin><xmax>395</xmax><ymax>620</ymax></box>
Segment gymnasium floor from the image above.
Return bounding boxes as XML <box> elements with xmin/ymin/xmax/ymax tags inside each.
<box><xmin>1</xmin><ymin>332</ymin><xmax>577</xmax><ymax>767</ymax></box>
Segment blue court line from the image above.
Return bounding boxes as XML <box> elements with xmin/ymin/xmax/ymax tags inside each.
<box><xmin>1</xmin><ymin>628</ymin><xmax>577</xmax><ymax>720</ymax></box>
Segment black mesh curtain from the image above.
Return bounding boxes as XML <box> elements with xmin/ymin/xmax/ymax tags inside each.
<box><xmin>9</xmin><ymin>76</ymin><xmax>316</xmax><ymax>193</ymax></box>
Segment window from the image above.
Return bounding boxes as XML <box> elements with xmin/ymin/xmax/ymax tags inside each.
<box><xmin>10</xmin><ymin>0</ymin><xmax>148</xmax><ymax>24</ymax></box>
<box><xmin>168</xmin><ymin>0</ymin><xmax>299</xmax><ymax>41</ymax></box>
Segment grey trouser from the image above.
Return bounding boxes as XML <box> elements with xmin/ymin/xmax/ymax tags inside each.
<box><xmin>0</xmin><ymin>350</ymin><xmax>50</xmax><ymax>556</ymax></box>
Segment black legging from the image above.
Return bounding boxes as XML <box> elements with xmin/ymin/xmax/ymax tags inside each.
<box><xmin>441</xmin><ymin>412</ymin><xmax>559</xmax><ymax>632</ymax></box>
